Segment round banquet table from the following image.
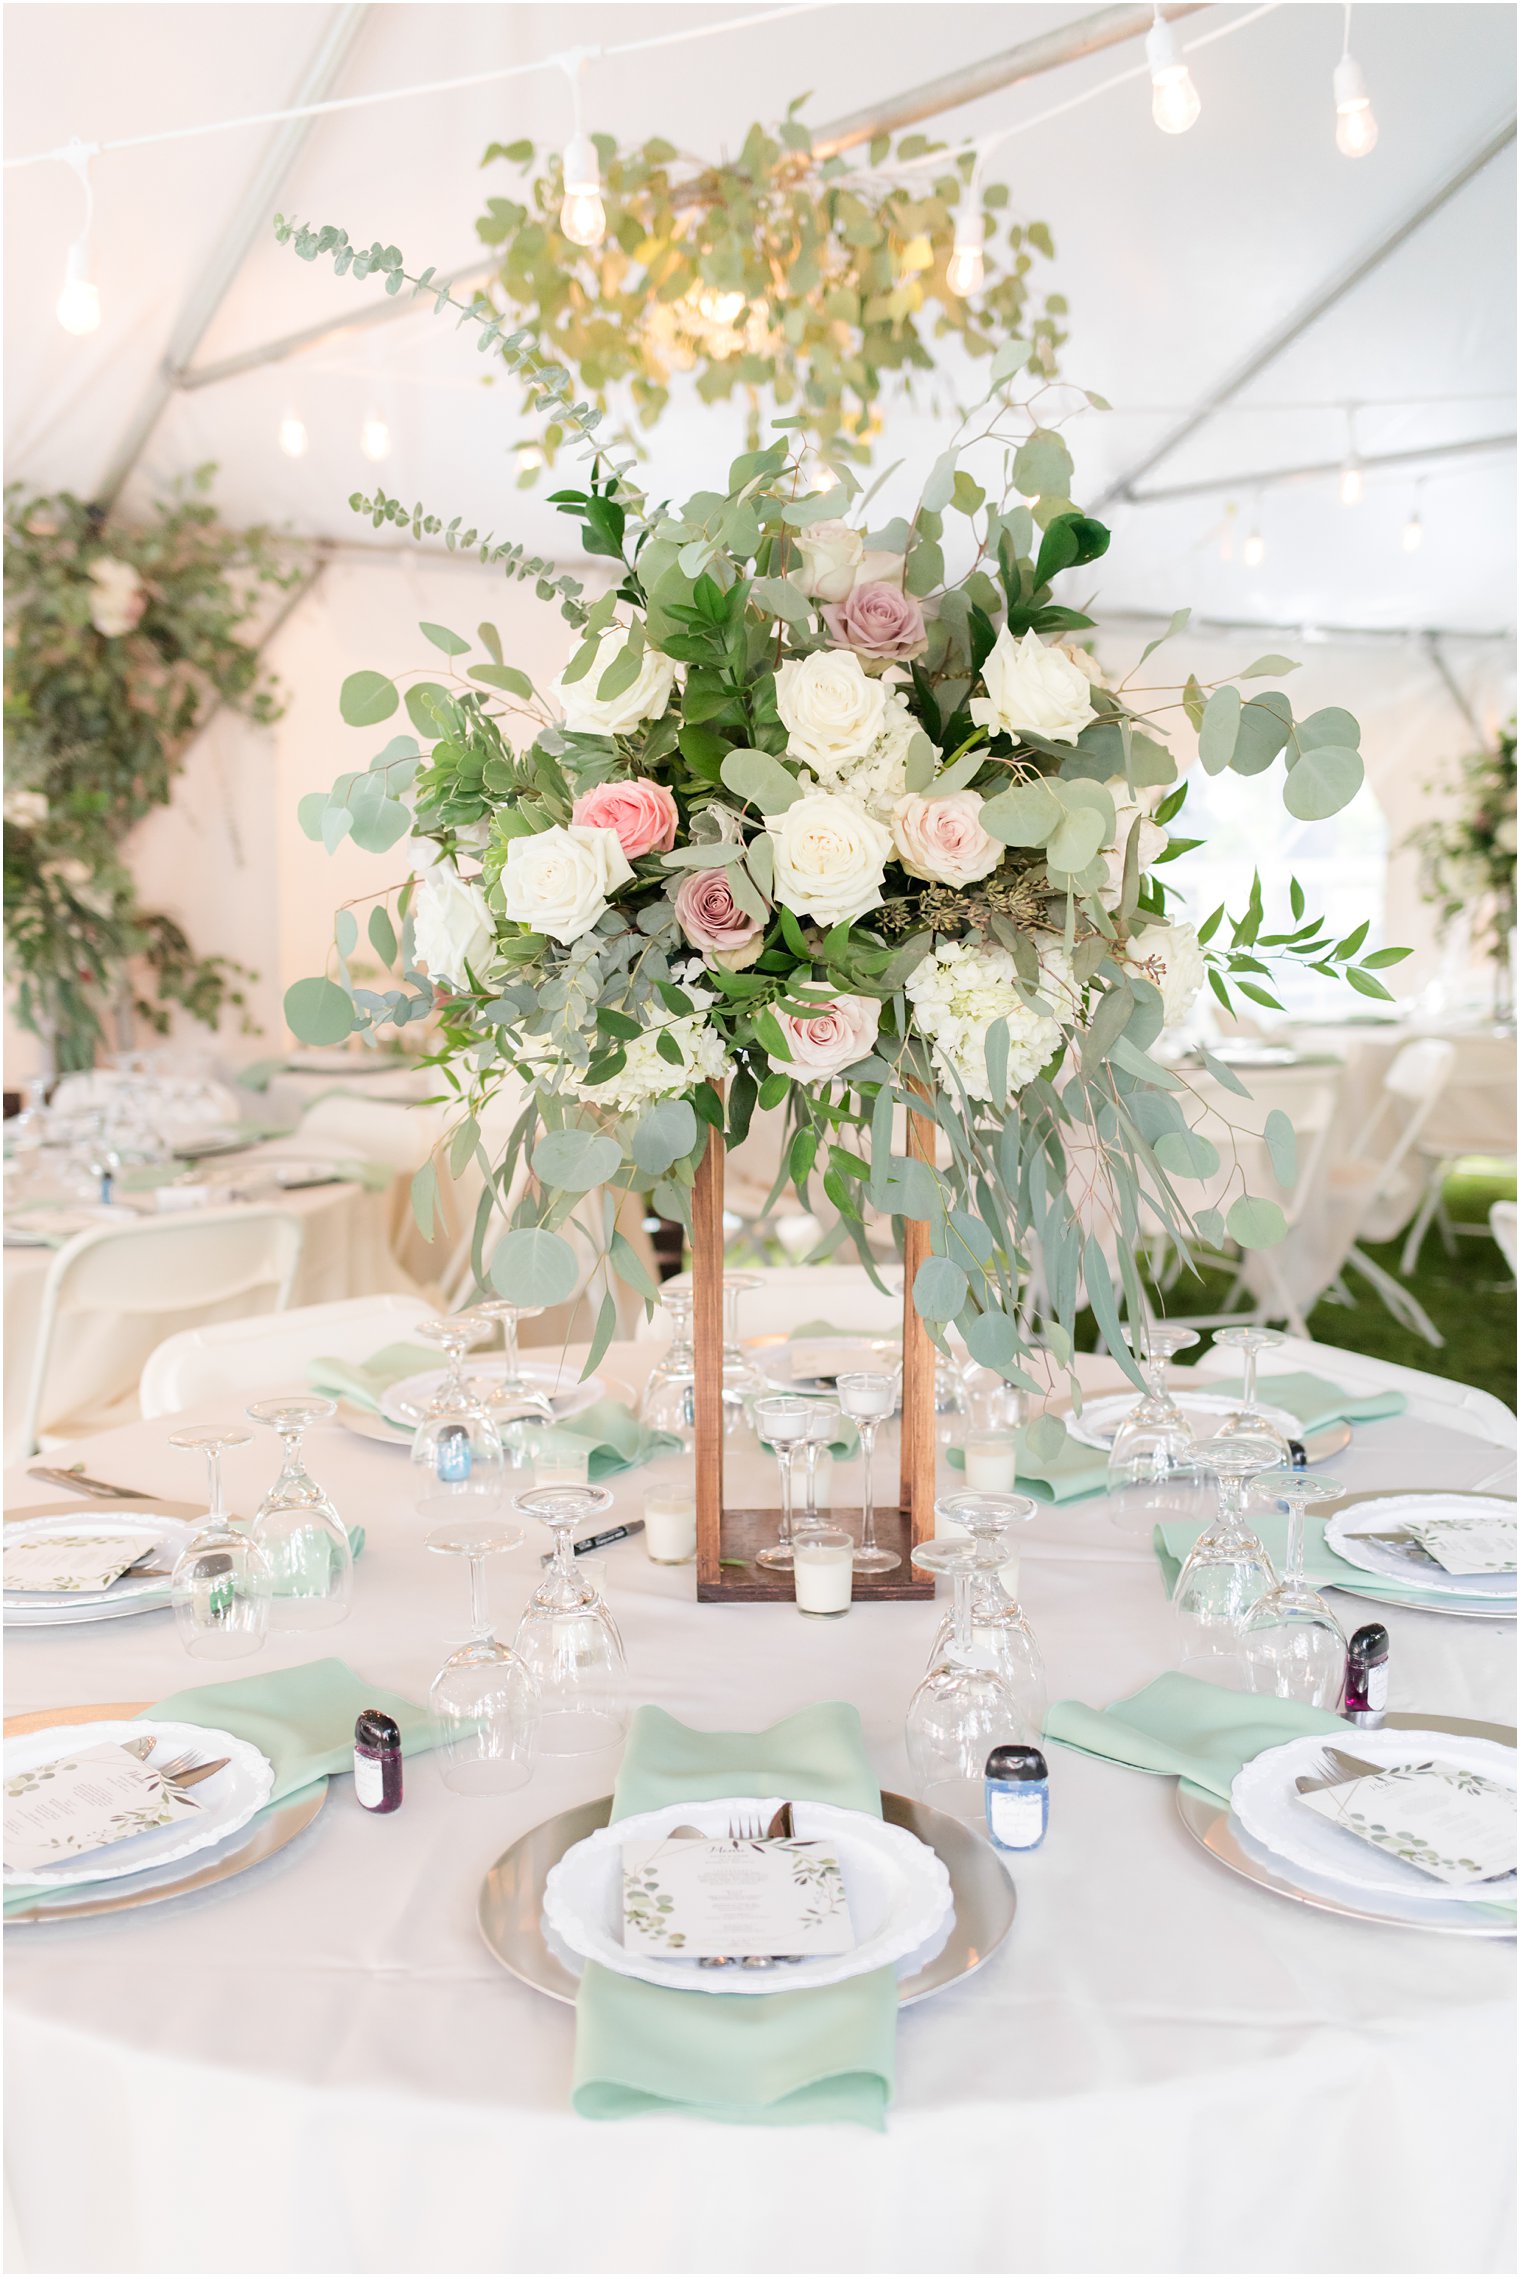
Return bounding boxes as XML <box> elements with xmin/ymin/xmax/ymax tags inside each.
<box><xmin>3</xmin><ymin>1345</ymin><xmax>1514</xmax><ymax>2277</ymax></box>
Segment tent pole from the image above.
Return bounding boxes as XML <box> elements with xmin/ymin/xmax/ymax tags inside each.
<box><xmin>94</xmin><ymin>5</ymin><xmax>371</xmax><ymax>510</ymax></box>
<box><xmin>1123</xmin><ymin>430</ymin><xmax>1515</xmax><ymax>505</ymax></box>
<box><xmin>1094</xmin><ymin>114</ymin><xmax>1518</xmax><ymax>510</ymax></box>
<box><xmin>171</xmin><ymin>2</ymin><xmax>1203</xmax><ymax>394</ymax></box>
<box><xmin>1423</xmin><ymin>632</ymin><xmax>1487</xmax><ymax>743</ymax></box>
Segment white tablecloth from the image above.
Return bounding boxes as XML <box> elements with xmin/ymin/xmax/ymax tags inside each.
<box><xmin>4</xmin><ymin>1346</ymin><xmax>1514</xmax><ymax>2276</ymax></box>
<box><xmin>3</xmin><ymin>1172</ymin><xmax>414</xmax><ymax>1460</ymax></box>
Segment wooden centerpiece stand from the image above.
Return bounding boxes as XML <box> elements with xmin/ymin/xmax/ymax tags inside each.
<box><xmin>693</xmin><ymin>1102</ymin><xmax>935</xmax><ymax>1603</ymax></box>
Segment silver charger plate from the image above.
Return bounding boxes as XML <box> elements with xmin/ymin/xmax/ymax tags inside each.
<box><xmin>479</xmin><ymin>1788</ymin><xmax>1015</xmax><ymax>2007</ymax></box>
<box><xmin>1309</xmin><ymin>1487</ymin><xmax>1518</xmax><ymax>1621</ymax></box>
<box><xmin>1177</xmin><ymin>1710</ymin><xmax>1517</xmax><ymax>1937</ymax></box>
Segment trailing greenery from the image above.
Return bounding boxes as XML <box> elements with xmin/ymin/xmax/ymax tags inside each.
<box><xmin>271</xmin><ymin>215</ymin><xmax>1401</xmax><ymax>1414</ymax></box>
<box><xmin>1405</xmin><ymin>719</ymin><xmax>1516</xmax><ymax>987</ymax></box>
<box><xmin>473</xmin><ymin>106</ymin><xmax>1065</xmax><ymax>472</ymax></box>
<box><xmin>3</xmin><ymin>469</ymin><xmax>307</xmax><ymax>1068</ymax></box>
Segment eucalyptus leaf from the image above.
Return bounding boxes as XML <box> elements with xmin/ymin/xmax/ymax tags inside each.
<box><xmin>489</xmin><ymin>1226</ymin><xmax>582</xmax><ymax>1306</ymax></box>
<box><xmin>340</xmin><ymin>671</ymin><xmax>399</xmax><ymax>728</ymax></box>
<box><xmin>720</xmin><ymin>747</ymin><xmax>803</xmax><ymax>813</ymax></box>
<box><xmin>1283</xmin><ymin>745</ymin><xmax>1363</xmax><ymax>820</ymax></box>
<box><xmin>531</xmin><ymin>1128</ymin><xmax>623</xmax><ymax>1192</ymax></box>
<box><xmin>284</xmin><ymin>976</ymin><xmax>354</xmax><ymax>1045</ymax></box>
<box><xmin>1227</xmin><ymin>1194</ymin><xmax>1288</xmax><ymax>1249</ymax></box>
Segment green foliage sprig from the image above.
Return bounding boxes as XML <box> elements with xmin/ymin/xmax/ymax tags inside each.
<box><xmin>3</xmin><ymin>469</ymin><xmax>307</xmax><ymax>1068</ymax></box>
<box><xmin>1405</xmin><ymin>720</ymin><xmax>1517</xmax><ymax>969</ymax></box>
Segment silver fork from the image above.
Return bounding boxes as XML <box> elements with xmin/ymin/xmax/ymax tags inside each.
<box><xmin>725</xmin><ymin>1809</ymin><xmax>766</xmax><ymax>1843</ymax></box>
<box><xmin>1295</xmin><ymin>1744</ymin><xmax>1390</xmax><ymax>1796</ymax></box>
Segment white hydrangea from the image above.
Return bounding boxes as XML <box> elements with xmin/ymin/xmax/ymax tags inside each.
<box><xmin>1120</xmin><ymin>921</ymin><xmax>1206</xmax><ymax>1028</ymax></box>
<box><xmin>532</xmin><ymin>967</ymin><xmax>731</xmax><ymax>1118</ymax></box>
<box><xmin>801</xmin><ymin>688</ymin><xmax>920</xmax><ymax>818</ymax></box>
<box><xmin>905</xmin><ymin>939</ymin><xmax>1064</xmax><ymax>1102</ymax></box>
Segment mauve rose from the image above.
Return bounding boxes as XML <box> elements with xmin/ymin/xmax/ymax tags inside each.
<box><xmin>777</xmin><ymin>993</ymin><xmax>881</xmax><ymax>1081</ymax></box>
<box><xmin>674</xmin><ymin>868</ymin><xmax>765</xmax><ymax>970</ymax></box>
<box><xmin>571</xmin><ymin>778</ymin><xmax>679</xmax><ymax>860</ymax></box>
<box><xmin>822</xmin><ymin>580</ymin><xmax>927</xmax><ymax>664</ymax></box>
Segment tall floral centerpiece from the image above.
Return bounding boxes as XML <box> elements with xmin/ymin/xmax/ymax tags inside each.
<box><xmin>1407</xmin><ymin>721</ymin><xmax>1517</xmax><ymax>1019</ymax></box>
<box><xmin>276</xmin><ymin>216</ymin><xmax>1393</xmax><ymax>1578</ymax></box>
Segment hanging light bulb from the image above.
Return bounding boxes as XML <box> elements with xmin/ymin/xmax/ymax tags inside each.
<box><xmin>1219</xmin><ymin>501</ymin><xmax>1239</xmax><ymax>563</ymax></box>
<box><xmin>278</xmin><ymin>411</ymin><xmax>309</xmax><ymax>459</ymax></box>
<box><xmin>1338</xmin><ymin>405</ymin><xmax>1363</xmax><ymax>504</ymax></box>
<box><xmin>1402</xmin><ymin>485</ymin><xmax>1426</xmax><ymax>552</ymax></box>
<box><xmin>360</xmin><ymin>415</ymin><xmax>391</xmax><ymax>463</ymax></box>
<box><xmin>1243</xmin><ymin>509</ymin><xmax>1266</xmax><ymax>569</ymax></box>
<box><xmin>946</xmin><ymin>209</ymin><xmax>986</xmax><ymax>299</ymax></box>
<box><xmin>560</xmin><ymin>134</ymin><xmax>606</xmax><ymax>248</ymax></box>
<box><xmin>1147</xmin><ymin>9</ymin><xmax>1202</xmax><ymax>135</ymax></box>
<box><xmin>1334</xmin><ymin>9</ymin><xmax>1378</xmax><ymax>158</ymax></box>
<box><xmin>55</xmin><ymin>140</ymin><xmax>102</xmax><ymax>335</ymax></box>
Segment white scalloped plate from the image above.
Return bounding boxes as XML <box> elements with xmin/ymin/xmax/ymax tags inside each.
<box><xmin>4</xmin><ymin>1719</ymin><xmax>275</xmax><ymax>1888</ymax></box>
<box><xmin>378</xmin><ymin>1360</ymin><xmax>607</xmax><ymax>1430</ymax></box>
<box><xmin>3</xmin><ymin>1511</ymin><xmax>198</xmax><ymax>1626</ymax></box>
<box><xmin>543</xmin><ymin>1794</ymin><xmax>954</xmax><ymax>1995</ymax></box>
<box><xmin>1325</xmin><ymin>1495</ymin><xmax>1516</xmax><ymax>1599</ymax></box>
<box><xmin>1065</xmin><ymin>1389</ymin><xmax>1302</xmax><ymax>1453</ymax></box>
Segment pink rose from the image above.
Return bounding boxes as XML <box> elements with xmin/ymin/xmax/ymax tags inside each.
<box><xmin>776</xmin><ymin>993</ymin><xmax>881</xmax><ymax>1081</ymax></box>
<box><xmin>891</xmin><ymin>790</ymin><xmax>1003</xmax><ymax>887</ymax></box>
<box><xmin>674</xmin><ymin>868</ymin><xmax>765</xmax><ymax>971</ymax></box>
<box><xmin>571</xmin><ymin>778</ymin><xmax>679</xmax><ymax>860</ymax></box>
<box><xmin>822</xmin><ymin>580</ymin><xmax>927</xmax><ymax>664</ymax></box>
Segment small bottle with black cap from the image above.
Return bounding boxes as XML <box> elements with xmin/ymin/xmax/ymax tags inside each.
<box><xmin>1343</xmin><ymin>1624</ymin><xmax>1389</xmax><ymax>1728</ymax></box>
<box><xmin>353</xmin><ymin>1709</ymin><xmax>403</xmax><ymax>1813</ymax></box>
<box><xmin>984</xmin><ymin>1744</ymin><xmax>1049</xmax><ymax>1852</ymax></box>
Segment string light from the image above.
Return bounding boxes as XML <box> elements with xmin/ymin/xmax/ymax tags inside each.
<box><xmin>1147</xmin><ymin>8</ymin><xmax>1202</xmax><ymax>135</ymax></box>
<box><xmin>1402</xmin><ymin>482</ymin><xmax>1425</xmax><ymax>552</ymax></box>
<box><xmin>360</xmin><ymin>414</ymin><xmax>391</xmax><ymax>462</ymax></box>
<box><xmin>1219</xmin><ymin>500</ymin><xmax>1238</xmax><ymax>563</ymax></box>
<box><xmin>55</xmin><ymin>139</ymin><xmax>100</xmax><ymax>335</ymax></box>
<box><xmin>945</xmin><ymin>204</ymin><xmax>986</xmax><ymax>299</ymax></box>
<box><xmin>1339</xmin><ymin>406</ymin><xmax>1363</xmax><ymax>505</ymax></box>
<box><xmin>559</xmin><ymin>54</ymin><xmax>606</xmax><ymax>249</ymax></box>
<box><xmin>1334</xmin><ymin>6</ymin><xmax>1379</xmax><ymax>157</ymax></box>
<box><xmin>1242</xmin><ymin>496</ymin><xmax>1266</xmax><ymax>567</ymax></box>
<box><xmin>278</xmin><ymin>410</ymin><xmax>309</xmax><ymax>458</ymax></box>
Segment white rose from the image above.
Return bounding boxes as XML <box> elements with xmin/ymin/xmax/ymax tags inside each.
<box><xmin>1121</xmin><ymin>920</ymin><xmax>1206</xmax><ymax>1027</ymax></box>
<box><xmin>501</xmin><ymin>823</ymin><xmax>633</xmax><ymax>946</ymax></box>
<box><xmin>891</xmin><ymin>789</ymin><xmax>1003</xmax><ymax>886</ymax></box>
<box><xmin>853</xmin><ymin>548</ymin><xmax>907</xmax><ymax>592</ymax></box>
<box><xmin>412</xmin><ymin>868</ymin><xmax>497</xmax><ymax>988</ymax></box>
<box><xmin>769</xmin><ymin>791</ymin><xmax>892</xmax><ymax>927</ymax></box>
<box><xmin>969</xmin><ymin>626</ymin><xmax>1097</xmax><ymax>746</ymax></box>
<box><xmin>551</xmin><ymin>630</ymin><xmax>678</xmax><ymax>738</ymax></box>
<box><xmin>1058</xmin><ymin>640</ymin><xmax>1105</xmax><ymax>687</ymax></box>
<box><xmin>87</xmin><ymin>557</ymin><xmax>145</xmax><ymax>639</ymax></box>
<box><xmin>789</xmin><ymin>518</ymin><xmax>864</xmax><ymax>603</ymax></box>
<box><xmin>775</xmin><ymin>650</ymin><xmax>888</xmax><ymax>772</ymax></box>
<box><xmin>1098</xmin><ymin>791</ymin><xmax>1168</xmax><ymax>905</ymax></box>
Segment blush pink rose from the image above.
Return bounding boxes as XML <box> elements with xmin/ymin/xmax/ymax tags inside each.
<box><xmin>891</xmin><ymin>790</ymin><xmax>1003</xmax><ymax>886</ymax></box>
<box><xmin>776</xmin><ymin>993</ymin><xmax>881</xmax><ymax>1081</ymax></box>
<box><xmin>822</xmin><ymin>580</ymin><xmax>927</xmax><ymax>664</ymax></box>
<box><xmin>674</xmin><ymin>868</ymin><xmax>765</xmax><ymax>971</ymax></box>
<box><xmin>571</xmin><ymin>778</ymin><xmax>679</xmax><ymax>859</ymax></box>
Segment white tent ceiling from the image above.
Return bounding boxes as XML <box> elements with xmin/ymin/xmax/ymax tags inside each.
<box><xmin>5</xmin><ymin>0</ymin><xmax>1516</xmax><ymax>642</ymax></box>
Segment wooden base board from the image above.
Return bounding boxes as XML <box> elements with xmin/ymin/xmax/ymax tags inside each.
<box><xmin>696</xmin><ymin>1506</ymin><xmax>933</xmax><ymax>1603</ymax></box>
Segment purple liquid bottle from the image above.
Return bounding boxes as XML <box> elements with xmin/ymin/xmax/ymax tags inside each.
<box><xmin>353</xmin><ymin>1709</ymin><xmax>403</xmax><ymax>1813</ymax></box>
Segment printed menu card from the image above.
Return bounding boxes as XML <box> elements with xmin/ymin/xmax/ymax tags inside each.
<box><xmin>4</xmin><ymin>1532</ymin><xmax>160</xmax><ymax>1595</ymax></box>
<box><xmin>5</xmin><ymin>1744</ymin><xmax>201</xmax><ymax>1873</ymax></box>
<box><xmin>622</xmin><ymin>1833</ymin><xmax>856</xmax><ymax>1960</ymax></box>
<box><xmin>1298</xmin><ymin>1759</ymin><xmax>1516</xmax><ymax>1888</ymax></box>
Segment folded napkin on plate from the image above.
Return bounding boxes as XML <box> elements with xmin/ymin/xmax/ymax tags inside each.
<box><xmin>534</xmin><ymin>1400</ymin><xmax>683</xmax><ymax>1481</ymax></box>
<box><xmin>4</xmin><ymin>1658</ymin><xmax>431</xmax><ymax>1914</ymax></box>
<box><xmin>785</xmin><ymin>1319</ymin><xmax>901</xmax><ymax>1344</ymax></box>
<box><xmin>572</xmin><ymin>1703</ymin><xmax>897</xmax><ymax>2129</ymax></box>
<box><xmin>1152</xmin><ymin>1509</ymin><xmax>1494</xmax><ymax>1607</ymax></box>
<box><xmin>1045</xmin><ymin>1671</ymin><xmax>1344</xmax><ymax>1803</ymax></box>
<box><xmin>947</xmin><ymin>1431</ymin><xmax>1108</xmax><ymax>1503</ymax></box>
<box><xmin>1183</xmin><ymin>1369</ymin><xmax>1407</xmax><ymax>1433</ymax></box>
<box><xmin>309</xmin><ymin>1342</ymin><xmax>438</xmax><ymax>1414</ymax></box>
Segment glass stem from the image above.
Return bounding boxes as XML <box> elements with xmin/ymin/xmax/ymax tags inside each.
<box><xmin>776</xmin><ymin>1444</ymin><xmax>794</xmax><ymax>1549</ymax></box>
<box><xmin>467</xmin><ymin>1552</ymin><xmax>491</xmax><ymax>1639</ymax></box>
<box><xmin>951</xmin><ymin>1564</ymin><xmax>975</xmax><ymax>1660</ymax></box>
<box><xmin>1284</xmin><ymin>1499</ymin><xmax>1305</xmax><ymax>1588</ymax></box>
<box><xmin>858</xmin><ymin>1420</ymin><xmax>878</xmax><ymax>1552</ymax></box>
<box><xmin>553</xmin><ymin>1525</ymin><xmax>578</xmax><ymax>1585</ymax></box>
<box><xmin>802</xmin><ymin>1439</ymin><xmax>821</xmax><ymax>1527</ymax></box>
<box><xmin>1241</xmin><ymin>1347</ymin><xmax>1258</xmax><ymax>1408</ymax></box>
<box><xmin>206</xmin><ymin>1446</ymin><xmax>224</xmax><ymax>1524</ymax></box>
<box><xmin>502</xmin><ymin>1311</ymin><xmax>521</xmax><ymax>1388</ymax></box>
<box><xmin>1216</xmin><ymin>1473</ymin><xmax>1243</xmax><ymax>1534</ymax></box>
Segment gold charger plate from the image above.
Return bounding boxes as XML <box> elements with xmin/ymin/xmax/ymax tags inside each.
<box><xmin>3</xmin><ymin>1699</ymin><xmax>327</xmax><ymax>1924</ymax></box>
<box><xmin>479</xmin><ymin>1787</ymin><xmax>1015</xmax><ymax>2007</ymax></box>
<box><xmin>1177</xmin><ymin>1710</ymin><xmax>1516</xmax><ymax>1937</ymax></box>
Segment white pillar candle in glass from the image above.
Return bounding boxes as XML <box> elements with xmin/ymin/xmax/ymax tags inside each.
<box><xmin>792</xmin><ymin>1528</ymin><xmax>854</xmax><ymax>1618</ymax></box>
<box><xmin>534</xmin><ymin>1447</ymin><xmax>590</xmax><ymax>1490</ymax></box>
<box><xmin>643</xmin><ymin>1489</ymin><xmax>697</xmax><ymax>1565</ymax></box>
<box><xmin>962</xmin><ymin>1432</ymin><xmax>1018</xmax><ymax>1493</ymax></box>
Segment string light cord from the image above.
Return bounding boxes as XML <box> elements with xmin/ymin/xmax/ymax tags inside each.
<box><xmin>3</xmin><ymin>2</ymin><xmax>829</xmax><ymax>172</ymax></box>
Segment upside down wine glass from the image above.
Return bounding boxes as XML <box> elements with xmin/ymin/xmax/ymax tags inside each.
<box><xmin>639</xmin><ymin>1282</ymin><xmax>698</xmax><ymax>1445</ymax></box>
<box><xmin>409</xmin><ymin>1315</ymin><xmax>505</xmax><ymax>1484</ymax></box>
<box><xmin>905</xmin><ymin>1525</ymin><xmax>1024</xmax><ymax>1819</ymax></box>
<box><xmin>465</xmin><ymin>1299</ymin><xmax>556</xmax><ymax>1427</ymax></box>
<box><xmin>512</xmin><ymin>1484</ymin><xmax>629</xmax><ymax>1754</ymax></box>
<box><xmin>1241</xmin><ymin>1475</ymin><xmax>1349</xmax><ymax>1708</ymax></box>
<box><xmin>925</xmin><ymin>1492</ymin><xmax>1046</xmax><ymax>1742</ymax></box>
<box><xmin>1106</xmin><ymin>1325</ymin><xmax>1201</xmax><ymax>1489</ymax></box>
<box><xmin>168</xmin><ymin>1426</ymin><xmax>270</xmax><ymax>1660</ymax></box>
<box><xmin>1172</xmin><ymin>1430</ymin><xmax>1285</xmax><ymax>1683</ymax></box>
<box><xmin>836</xmin><ymin>1369</ymin><xmax>902</xmax><ymax>1575</ymax></box>
<box><xmin>1211</xmin><ymin>1325</ymin><xmax>1295</xmax><ymax>1465</ymax></box>
<box><xmin>246</xmin><ymin>1394</ymin><xmax>352</xmax><ymax>1629</ymax></box>
<box><xmin>423</xmin><ymin>1484</ymin><xmax>537</xmax><ymax>1794</ymax></box>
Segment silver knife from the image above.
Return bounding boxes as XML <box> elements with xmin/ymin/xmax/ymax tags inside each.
<box><xmin>27</xmin><ymin>1466</ymin><xmax>156</xmax><ymax>1501</ymax></box>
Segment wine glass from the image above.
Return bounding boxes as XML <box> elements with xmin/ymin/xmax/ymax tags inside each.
<box><xmin>1172</xmin><ymin>1430</ymin><xmax>1285</xmax><ymax>1683</ymax></box>
<box><xmin>797</xmin><ymin>1397</ymin><xmax>840</xmax><ymax>1534</ymax></box>
<box><xmin>246</xmin><ymin>1394</ymin><xmax>352</xmax><ymax>1629</ymax></box>
<box><xmin>512</xmin><ymin>1483</ymin><xmax>629</xmax><ymax>1754</ymax></box>
<box><xmin>639</xmin><ymin>1281</ymin><xmax>697</xmax><ymax>1444</ymax></box>
<box><xmin>423</xmin><ymin>1485</ymin><xmax>537</xmax><ymax>1794</ymax></box>
<box><xmin>905</xmin><ymin>1532</ymin><xmax>1024</xmax><ymax>1819</ymax></box>
<box><xmin>168</xmin><ymin>1426</ymin><xmax>270</xmax><ymax>1660</ymax></box>
<box><xmin>659</xmin><ymin>1270</ymin><xmax>764</xmax><ymax>1429</ymax></box>
<box><xmin>925</xmin><ymin>1492</ymin><xmax>1046</xmax><ymax>1742</ymax></box>
<box><xmin>753</xmin><ymin>1395</ymin><xmax>810</xmax><ymax>1569</ymax></box>
<box><xmin>836</xmin><ymin>1369</ymin><xmax>902</xmax><ymax>1574</ymax></box>
<box><xmin>1241</xmin><ymin>1475</ymin><xmax>1349</xmax><ymax>1708</ymax></box>
<box><xmin>1210</xmin><ymin>1326</ymin><xmax>1294</xmax><ymax>1464</ymax></box>
<box><xmin>464</xmin><ymin>1299</ymin><xmax>555</xmax><ymax>1426</ymax></box>
<box><xmin>409</xmin><ymin>1315</ymin><xmax>505</xmax><ymax>1483</ymax></box>
<box><xmin>1106</xmin><ymin>1324</ymin><xmax>1201</xmax><ymax>1489</ymax></box>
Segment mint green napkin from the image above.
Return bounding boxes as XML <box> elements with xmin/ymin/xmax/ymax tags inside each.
<box><xmin>535</xmin><ymin>1400</ymin><xmax>683</xmax><ymax>1482</ymax></box>
<box><xmin>4</xmin><ymin>1658</ymin><xmax>432</xmax><ymax>1915</ymax></box>
<box><xmin>948</xmin><ymin>1430</ymin><xmax>1108</xmax><ymax>1503</ymax></box>
<box><xmin>786</xmin><ymin>1319</ymin><xmax>901</xmax><ymax>1343</ymax></box>
<box><xmin>1186</xmin><ymin>1369</ymin><xmax>1407</xmax><ymax>1433</ymax></box>
<box><xmin>1045</xmin><ymin>1671</ymin><xmax>1346</xmax><ymax>1803</ymax></box>
<box><xmin>1152</xmin><ymin>1509</ymin><xmax>1501</xmax><ymax>1610</ymax></box>
<box><xmin>309</xmin><ymin>1342</ymin><xmax>437</xmax><ymax>1414</ymax></box>
<box><xmin>572</xmin><ymin>1704</ymin><xmax>897</xmax><ymax>2128</ymax></box>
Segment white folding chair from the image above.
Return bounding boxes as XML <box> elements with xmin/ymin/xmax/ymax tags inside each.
<box><xmin>286</xmin><ymin>1093</ymin><xmax>446</xmax><ymax>1174</ymax></box>
<box><xmin>17</xmin><ymin>1208</ymin><xmax>305</xmax><ymax>1458</ymax></box>
<box><xmin>1490</xmin><ymin>1200</ymin><xmax>1518</xmax><ymax>1278</ymax></box>
<box><xmin>140</xmin><ymin>1292</ymin><xmax>436</xmax><ymax>1418</ymax></box>
<box><xmin>1398</xmin><ymin>1058</ymin><xmax>1519</xmax><ymax>1273</ymax></box>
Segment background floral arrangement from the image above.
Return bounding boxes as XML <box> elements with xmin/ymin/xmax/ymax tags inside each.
<box><xmin>1407</xmin><ymin>719</ymin><xmax>1517</xmax><ymax>976</ymax></box>
<box><xmin>278</xmin><ymin>212</ymin><xmax>1402</xmax><ymax>1389</ymax></box>
<box><xmin>3</xmin><ymin>469</ymin><xmax>304</xmax><ymax>1068</ymax></box>
<box><xmin>475</xmin><ymin>106</ymin><xmax>1065</xmax><ymax>473</ymax></box>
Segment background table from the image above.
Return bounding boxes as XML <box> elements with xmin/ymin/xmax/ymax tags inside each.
<box><xmin>4</xmin><ymin>1346</ymin><xmax>1514</xmax><ymax>2276</ymax></box>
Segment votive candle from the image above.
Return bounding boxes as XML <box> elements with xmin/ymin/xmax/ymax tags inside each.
<box><xmin>963</xmin><ymin>1432</ymin><xmax>1018</xmax><ymax>1493</ymax></box>
<box><xmin>533</xmin><ymin>1447</ymin><xmax>589</xmax><ymax>1490</ymax></box>
<box><xmin>643</xmin><ymin>1489</ymin><xmax>697</xmax><ymax>1565</ymax></box>
<box><xmin>792</xmin><ymin>1529</ymin><xmax>854</xmax><ymax>1618</ymax></box>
